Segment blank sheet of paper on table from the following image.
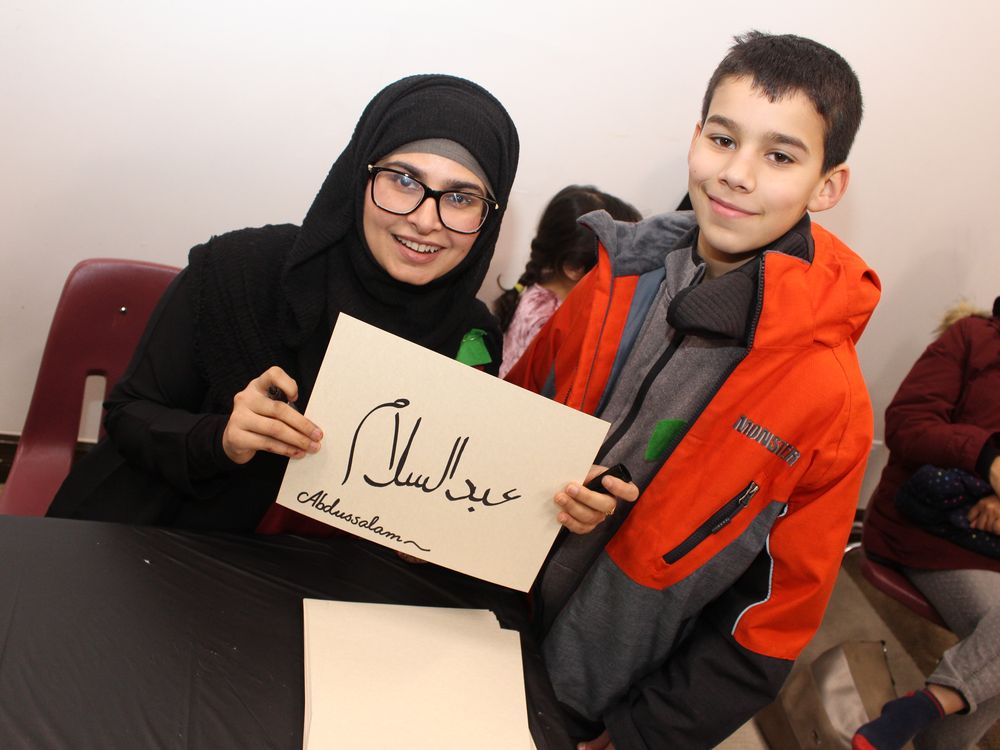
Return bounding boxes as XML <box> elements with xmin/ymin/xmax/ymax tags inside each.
<box><xmin>303</xmin><ymin>599</ymin><xmax>534</xmax><ymax>749</ymax></box>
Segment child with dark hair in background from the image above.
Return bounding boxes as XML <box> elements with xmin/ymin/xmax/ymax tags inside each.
<box><xmin>496</xmin><ymin>185</ymin><xmax>641</xmax><ymax>377</ymax></box>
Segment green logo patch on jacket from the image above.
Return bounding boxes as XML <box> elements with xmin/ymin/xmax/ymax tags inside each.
<box><xmin>646</xmin><ymin>419</ymin><xmax>686</xmax><ymax>462</ymax></box>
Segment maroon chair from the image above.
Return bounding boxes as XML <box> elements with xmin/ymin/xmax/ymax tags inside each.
<box><xmin>1</xmin><ymin>258</ymin><xmax>180</xmax><ymax>516</ymax></box>
<box><xmin>859</xmin><ymin>550</ymin><xmax>948</xmax><ymax>629</ymax></box>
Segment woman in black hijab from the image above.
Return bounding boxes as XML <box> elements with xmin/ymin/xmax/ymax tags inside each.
<box><xmin>48</xmin><ymin>74</ymin><xmax>520</xmax><ymax>531</ymax></box>
<box><xmin>50</xmin><ymin>73</ymin><xmax>632</xmax><ymax>536</ymax></box>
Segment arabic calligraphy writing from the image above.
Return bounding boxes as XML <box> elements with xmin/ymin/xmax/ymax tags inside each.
<box><xmin>342</xmin><ymin>399</ymin><xmax>522</xmax><ymax>512</ymax></box>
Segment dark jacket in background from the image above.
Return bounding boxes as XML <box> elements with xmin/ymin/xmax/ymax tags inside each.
<box><xmin>863</xmin><ymin>312</ymin><xmax>1000</xmax><ymax>572</ymax></box>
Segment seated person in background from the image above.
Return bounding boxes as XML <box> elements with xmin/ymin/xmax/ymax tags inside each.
<box><xmin>47</xmin><ymin>74</ymin><xmax>634</xmax><ymax>536</ymax></box>
<box><xmin>506</xmin><ymin>31</ymin><xmax>878</xmax><ymax>749</ymax></box>
<box><xmin>495</xmin><ymin>185</ymin><xmax>641</xmax><ymax>377</ymax></box>
<box><xmin>856</xmin><ymin>296</ymin><xmax>1000</xmax><ymax>750</ymax></box>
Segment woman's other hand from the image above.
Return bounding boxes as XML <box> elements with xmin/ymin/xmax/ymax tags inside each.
<box><xmin>555</xmin><ymin>465</ymin><xmax>640</xmax><ymax>534</ymax></box>
<box><xmin>578</xmin><ymin>730</ymin><xmax>616</xmax><ymax>750</ymax></box>
<box><xmin>222</xmin><ymin>366</ymin><xmax>323</xmax><ymax>464</ymax></box>
<box><xmin>968</xmin><ymin>494</ymin><xmax>1000</xmax><ymax>534</ymax></box>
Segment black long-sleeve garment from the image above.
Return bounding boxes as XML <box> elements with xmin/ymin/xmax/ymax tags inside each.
<box><xmin>49</xmin><ymin>253</ymin><xmax>306</xmax><ymax>530</ymax></box>
<box><xmin>48</xmin><ymin>246</ymin><xmax>503</xmax><ymax>531</ymax></box>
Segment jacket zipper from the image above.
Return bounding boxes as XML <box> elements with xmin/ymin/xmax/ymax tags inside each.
<box><xmin>596</xmin><ymin>331</ymin><xmax>686</xmax><ymax>463</ymax></box>
<box><xmin>662</xmin><ymin>481</ymin><xmax>760</xmax><ymax>564</ymax></box>
<box><xmin>597</xmin><ymin>254</ymin><xmax>769</xmax><ymax>465</ymax></box>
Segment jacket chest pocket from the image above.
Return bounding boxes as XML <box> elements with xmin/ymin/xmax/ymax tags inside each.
<box><xmin>662</xmin><ymin>481</ymin><xmax>760</xmax><ymax>564</ymax></box>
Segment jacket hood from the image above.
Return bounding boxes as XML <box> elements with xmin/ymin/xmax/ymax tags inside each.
<box><xmin>580</xmin><ymin>209</ymin><xmax>697</xmax><ymax>277</ymax></box>
<box><xmin>579</xmin><ymin>209</ymin><xmax>880</xmax><ymax>349</ymax></box>
<box><xmin>800</xmin><ymin>222</ymin><xmax>880</xmax><ymax>347</ymax></box>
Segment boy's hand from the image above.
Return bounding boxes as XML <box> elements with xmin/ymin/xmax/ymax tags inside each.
<box><xmin>967</xmin><ymin>495</ymin><xmax>1000</xmax><ymax>534</ymax></box>
<box><xmin>222</xmin><ymin>366</ymin><xmax>324</xmax><ymax>464</ymax></box>
<box><xmin>555</xmin><ymin>465</ymin><xmax>640</xmax><ymax>534</ymax></box>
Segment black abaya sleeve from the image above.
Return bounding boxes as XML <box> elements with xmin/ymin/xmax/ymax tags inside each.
<box><xmin>103</xmin><ymin>269</ymin><xmax>238</xmax><ymax>495</ymax></box>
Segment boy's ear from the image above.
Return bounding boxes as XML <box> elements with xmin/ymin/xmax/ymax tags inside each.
<box><xmin>689</xmin><ymin>121</ymin><xmax>703</xmax><ymax>148</ymax></box>
<box><xmin>807</xmin><ymin>164</ymin><xmax>850</xmax><ymax>213</ymax></box>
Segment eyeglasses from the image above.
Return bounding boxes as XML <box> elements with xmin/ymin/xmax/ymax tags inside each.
<box><xmin>367</xmin><ymin>165</ymin><xmax>499</xmax><ymax>234</ymax></box>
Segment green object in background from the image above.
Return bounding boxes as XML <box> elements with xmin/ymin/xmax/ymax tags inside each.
<box><xmin>456</xmin><ymin>328</ymin><xmax>492</xmax><ymax>367</ymax></box>
<box><xmin>645</xmin><ymin>419</ymin><xmax>686</xmax><ymax>462</ymax></box>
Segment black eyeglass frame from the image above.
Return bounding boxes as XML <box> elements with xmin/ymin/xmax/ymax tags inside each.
<box><xmin>366</xmin><ymin>164</ymin><xmax>500</xmax><ymax>235</ymax></box>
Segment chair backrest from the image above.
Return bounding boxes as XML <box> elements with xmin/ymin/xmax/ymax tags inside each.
<box><xmin>859</xmin><ymin>550</ymin><xmax>948</xmax><ymax>629</ymax></box>
<box><xmin>1</xmin><ymin>258</ymin><xmax>181</xmax><ymax>516</ymax></box>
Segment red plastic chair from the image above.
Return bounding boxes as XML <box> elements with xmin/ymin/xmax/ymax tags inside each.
<box><xmin>859</xmin><ymin>550</ymin><xmax>948</xmax><ymax>629</ymax></box>
<box><xmin>0</xmin><ymin>258</ymin><xmax>180</xmax><ymax>516</ymax></box>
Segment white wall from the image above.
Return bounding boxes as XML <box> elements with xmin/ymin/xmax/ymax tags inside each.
<box><xmin>2</xmin><ymin>0</ymin><xmax>997</xmax><ymax>474</ymax></box>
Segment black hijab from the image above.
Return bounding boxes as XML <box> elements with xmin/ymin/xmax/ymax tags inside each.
<box><xmin>281</xmin><ymin>74</ymin><xmax>520</xmax><ymax>359</ymax></box>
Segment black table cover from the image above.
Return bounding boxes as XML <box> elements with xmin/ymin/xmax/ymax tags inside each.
<box><xmin>0</xmin><ymin>516</ymin><xmax>572</xmax><ymax>749</ymax></box>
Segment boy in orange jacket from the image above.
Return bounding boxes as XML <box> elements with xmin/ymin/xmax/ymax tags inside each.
<box><xmin>507</xmin><ymin>31</ymin><xmax>880</xmax><ymax>749</ymax></box>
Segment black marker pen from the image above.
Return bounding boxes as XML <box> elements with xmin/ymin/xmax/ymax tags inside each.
<box><xmin>267</xmin><ymin>385</ymin><xmax>299</xmax><ymax>413</ymax></box>
<box><xmin>584</xmin><ymin>463</ymin><xmax>632</xmax><ymax>492</ymax></box>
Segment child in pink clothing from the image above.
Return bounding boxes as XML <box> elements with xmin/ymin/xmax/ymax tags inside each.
<box><xmin>496</xmin><ymin>185</ymin><xmax>641</xmax><ymax>377</ymax></box>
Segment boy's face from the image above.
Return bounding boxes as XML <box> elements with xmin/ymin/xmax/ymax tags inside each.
<box><xmin>687</xmin><ymin>76</ymin><xmax>848</xmax><ymax>274</ymax></box>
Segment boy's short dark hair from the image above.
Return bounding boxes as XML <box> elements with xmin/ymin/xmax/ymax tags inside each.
<box><xmin>701</xmin><ymin>31</ymin><xmax>863</xmax><ymax>173</ymax></box>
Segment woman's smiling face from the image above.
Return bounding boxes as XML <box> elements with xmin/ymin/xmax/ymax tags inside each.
<box><xmin>362</xmin><ymin>152</ymin><xmax>485</xmax><ymax>286</ymax></box>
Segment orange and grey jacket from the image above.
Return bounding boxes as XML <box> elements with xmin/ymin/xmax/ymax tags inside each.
<box><xmin>506</xmin><ymin>210</ymin><xmax>880</xmax><ymax>749</ymax></box>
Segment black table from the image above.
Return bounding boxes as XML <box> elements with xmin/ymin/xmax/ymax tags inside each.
<box><xmin>0</xmin><ymin>515</ymin><xmax>572</xmax><ymax>749</ymax></box>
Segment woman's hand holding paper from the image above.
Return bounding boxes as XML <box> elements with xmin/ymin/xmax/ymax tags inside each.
<box><xmin>222</xmin><ymin>366</ymin><xmax>324</xmax><ymax>464</ymax></box>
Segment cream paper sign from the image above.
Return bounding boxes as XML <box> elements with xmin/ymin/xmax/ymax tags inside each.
<box><xmin>303</xmin><ymin>600</ymin><xmax>534</xmax><ymax>749</ymax></box>
<box><xmin>276</xmin><ymin>314</ymin><xmax>609</xmax><ymax>591</ymax></box>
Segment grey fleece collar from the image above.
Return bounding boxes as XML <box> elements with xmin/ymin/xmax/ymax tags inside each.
<box><xmin>580</xmin><ymin>209</ymin><xmax>815</xmax><ymax>344</ymax></box>
<box><xmin>669</xmin><ymin>213</ymin><xmax>814</xmax><ymax>343</ymax></box>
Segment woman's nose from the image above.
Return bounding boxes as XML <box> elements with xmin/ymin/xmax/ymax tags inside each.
<box><xmin>408</xmin><ymin>195</ymin><xmax>444</xmax><ymax>233</ymax></box>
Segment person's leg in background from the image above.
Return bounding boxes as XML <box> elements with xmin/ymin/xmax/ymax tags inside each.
<box><xmin>907</xmin><ymin>567</ymin><xmax>1000</xmax><ymax>750</ymax></box>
